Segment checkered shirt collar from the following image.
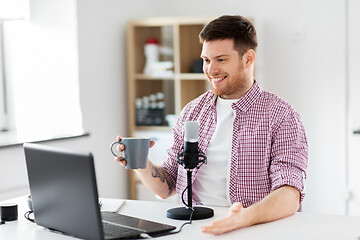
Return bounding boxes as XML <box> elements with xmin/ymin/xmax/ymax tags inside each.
<box><xmin>210</xmin><ymin>79</ymin><xmax>262</xmax><ymax>112</ymax></box>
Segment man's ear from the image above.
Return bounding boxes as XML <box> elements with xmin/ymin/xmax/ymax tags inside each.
<box><xmin>243</xmin><ymin>49</ymin><xmax>256</xmax><ymax>68</ymax></box>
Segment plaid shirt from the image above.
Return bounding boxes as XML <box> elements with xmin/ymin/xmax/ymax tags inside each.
<box><xmin>162</xmin><ymin>80</ymin><xmax>308</xmax><ymax>207</ymax></box>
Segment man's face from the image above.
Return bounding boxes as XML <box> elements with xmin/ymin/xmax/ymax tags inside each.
<box><xmin>201</xmin><ymin>39</ymin><xmax>251</xmax><ymax>99</ymax></box>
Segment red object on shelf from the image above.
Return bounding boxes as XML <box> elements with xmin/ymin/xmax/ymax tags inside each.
<box><xmin>146</xmin><ymin>37</ymin><xmax>159</xmax><ymax>44</ymax></box>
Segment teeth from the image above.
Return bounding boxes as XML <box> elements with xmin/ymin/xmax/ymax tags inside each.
<box><xmin>211</xmin><ymin>76</ymin><xmax>225</xmax><ymax>82</ymax></box>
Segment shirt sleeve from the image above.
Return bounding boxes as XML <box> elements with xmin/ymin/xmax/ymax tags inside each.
<box><xmin>269</xmin><ymin>110</ymin><xmax>308</xmax><ymax>203</ymax></box>
<box><xmin>161</xmin><ymin>117</ymin><xmax>184</xmax><ymax>188</ymax></box>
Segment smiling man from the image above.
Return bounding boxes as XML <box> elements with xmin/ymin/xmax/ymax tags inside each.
<box><xmin>195</xmin><ymin>15</ymin><xmax>308</xmax><ymax>234</ymax></box>
<box><xmin>115</xmin><ymin>15</ymin><xmax>308</xmax><ymax>235</ymax></box>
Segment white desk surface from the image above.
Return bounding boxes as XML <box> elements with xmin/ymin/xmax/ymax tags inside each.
<box><xmin>1</xmin><ymin>196</ymin><xmax>360</xmax><ymax>240</ymax></box>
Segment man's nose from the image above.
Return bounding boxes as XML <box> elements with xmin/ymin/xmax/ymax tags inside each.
<box><xmin>206</xmin><ymin>62</ymin><xmax>219</xmax><ymax>75</ymax></box>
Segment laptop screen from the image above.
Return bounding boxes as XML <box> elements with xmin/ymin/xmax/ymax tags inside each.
<box><xmin>24</xmin><ymin>143</ymin><xmax>104</xmax><ymax>240</ymax></box>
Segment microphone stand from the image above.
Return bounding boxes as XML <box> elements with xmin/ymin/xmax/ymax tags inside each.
<box><xmin>166</xmin><ymin>150</ymin><xmax>214</xmax><ymax>220</ymax></box>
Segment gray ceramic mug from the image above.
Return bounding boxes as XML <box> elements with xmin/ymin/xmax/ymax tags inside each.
<box><xmin>110</xmin><ymin>138</ymin><xmax>150</xmax><ymax>169</ymax></box>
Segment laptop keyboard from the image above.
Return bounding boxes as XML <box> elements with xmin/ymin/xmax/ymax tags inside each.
<box><xmin>101</xmin><ymin>211</ymin><xmax>175</xmax><ymax>239</ymax></box>
<box><xmin>102</xmin><ymin>221</ymin><xmax>144</xmax><ymax>239</ymax></box>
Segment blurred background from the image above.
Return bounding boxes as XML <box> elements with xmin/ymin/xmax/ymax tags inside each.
<box><xmin>1</xmin><ymin>0</ymin><xmax>360</xmax><ymax>217</ymax></box>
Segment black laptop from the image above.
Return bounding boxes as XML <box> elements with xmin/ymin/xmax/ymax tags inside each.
<box><xmin>23</xmin><ymin>143</ymin><xmax>176</xmax><ymax>240</ymax></box>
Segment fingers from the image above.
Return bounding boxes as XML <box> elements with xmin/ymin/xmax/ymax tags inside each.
<box><xmin>114</xmin><ymin>136</ymin><xmax>125</xmax><ymax>153</ymax></box>
<box><xmin>202</xmin><ymin>202</ymin><xmax>245</xmax><ymax>235</ymax></box>
<box><xmin>201</xmin><ymin>217</ymin><xmax>237</xmax><ymax>235</ymax></box>
<box><xmin>114</xmin><ymin>136</ymin><xmax>126</xmax><ymax>166</ymax></box>
<box><xmin>117</xmin><ymin>143</ymin><xmax>125</xmax><ymax>152</ymax></box>
<box><xmin>150</xmin><ymin>140</ymin><xmax>155</xmax><ymax>148</ymax></box>
<box><xmin>114</xmin><ymin>136</ymin><xmax>125</xmax><ymax>152</ymax></box>
<box><xmin>114</xmin><ymin>156</ymin><xmax>127</xmax><ymax>167</ymax></box>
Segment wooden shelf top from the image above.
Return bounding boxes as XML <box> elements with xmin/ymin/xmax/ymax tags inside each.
<box><xmin>135</xmin><ymin>126</ymin><xmax>172</xmax><ymax>131</ymax></box>
<box><xmin>134</xmin><ymin>73</ymin><xmax>207</xmax><ymax>80</ymax></box>
<box><xmin>134</xmin><ymin>73</ymin><xmax>174</xmax><ymax>80</ymax></box>
<box><xmin>179</xmin><ymin>73</ymin><xmax>207</xmax><ymax>80</ymax></box>
<box><xmin>128</xmin><ymin>16</ymin><xmax>213</xmax><ymax>27</ymax></box>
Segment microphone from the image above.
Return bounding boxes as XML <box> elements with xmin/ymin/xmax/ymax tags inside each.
<box><xmin>183</xmin><ymin>121</ymin><xmax>199</xmax><ymax>169</ymax></box>
<box><xmin>177</xmin><ymin>121</ymin><xmax>206</xmax><ymax>170</ymax></box>
<box><xmin>167</xmin><ymin>121</ymin><xmax>213</xmax><ymax>221</ymax></box>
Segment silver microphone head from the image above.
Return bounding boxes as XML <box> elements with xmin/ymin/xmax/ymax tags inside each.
<box><xmin>184</xmin><ymin>121</ymin><xmax>199</xmax><ymax>143</ymax></box>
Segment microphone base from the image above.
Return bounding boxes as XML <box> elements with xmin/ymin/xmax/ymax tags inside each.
<box><xmin>167</xmin><ymin>206</ymin><xmax>214</xmax><ymax>220</ymax></box>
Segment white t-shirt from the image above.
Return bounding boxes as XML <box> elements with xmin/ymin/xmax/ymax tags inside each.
<box><xmin>192</xmin><ymin>96</ymin><xmax>238</xmax><ymax>206</ymax></box>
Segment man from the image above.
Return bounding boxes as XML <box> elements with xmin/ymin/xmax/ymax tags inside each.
<box><xmin>115</xmin><ymin>15</ymin><xmax>308</xmax><ymax>235</ymax></box>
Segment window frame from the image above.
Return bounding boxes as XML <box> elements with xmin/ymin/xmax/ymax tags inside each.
<box><xmin>0</xmin><ymin>22</ymin><xmax>8</xmax><ymax>132</ymax></box>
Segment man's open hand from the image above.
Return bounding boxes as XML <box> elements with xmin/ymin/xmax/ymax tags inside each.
<box><xmin>201</xmin><ymin>202</ymin><xmax>252</xmax><ymax>235</ymax></box>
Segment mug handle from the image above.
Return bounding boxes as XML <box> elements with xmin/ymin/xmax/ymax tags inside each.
<box><xmin>110</xmin><ymin>141</ymin><xmax>125</xmax><ymax>160</ymax></box>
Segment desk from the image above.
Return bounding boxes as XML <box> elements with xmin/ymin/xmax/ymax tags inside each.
<box><xmin>1</xmin><ymin>196</ymin><xmax>360</xmax><ymax>240</ymax></box>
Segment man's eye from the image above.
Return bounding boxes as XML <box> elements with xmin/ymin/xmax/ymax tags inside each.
<box><xmin>218</xmin><ymin>59</ymin><xmax>225</xmax><ymax>62</ymax></box>
<box><xmin>203</xmin><ymin>59</ymin><xmax>210</xmax><ymax>63</ymax></box>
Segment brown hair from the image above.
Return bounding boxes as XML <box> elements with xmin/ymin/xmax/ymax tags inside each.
<box><xmin>199</xmin><ymin>15</ymin><xmax>258</xmax><ymax>56</ymax></box>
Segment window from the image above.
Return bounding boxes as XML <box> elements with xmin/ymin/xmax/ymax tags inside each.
<box><xmin>0</xmin><ymin>0</ymin><xmax>30</xmax><ymax>133</ymax></box>
<box><xmin>0</xmin><ymin>23</ymin><xmax>8</xmax><ymax>131</ymax></box>
<box><xmin>0</xmin><ymin>0</ymin><xmax>83</xmax><ymax>144</ymax></box>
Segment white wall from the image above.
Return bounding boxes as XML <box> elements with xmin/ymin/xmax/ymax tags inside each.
<box><xmin>347</xmin><ymin>0</ymin><xmax>360</xmax><ymax>215</ymax></box>
<box><xmin>1</xmin><ymin>0</ymin><xmax>358</xmax><ymax>216</ymax></box>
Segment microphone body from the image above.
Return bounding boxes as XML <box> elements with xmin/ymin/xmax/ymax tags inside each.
<box><xmin>183</xmin><ymin>141</ymin><xmax>199</xmax><ymax>169</ymax></box>
<box><xmin>182</xmin><ymin>121</ymin><xmax>200</xmax><ymax>170</ymax></box>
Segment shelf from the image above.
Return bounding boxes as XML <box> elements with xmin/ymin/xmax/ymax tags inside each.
<box><xmin>127</xmin><ymin>17</ymin><xmax>211</xmax><ymax>200</ymax></box>
<box><xmin>129</xmin><ymin>17</ymin><xmax>213</xmax><ymax>27</ymax></box>
<box><xmin>134</xmin><ymin>73</ymin><xmax>175</xmax><ymax>80</ymax></box>
<box><xmin>134</xmin><ymin>73</ymin><xmax>207</xmax><ymax>80</ymax></box>
<box><xmin>135</xmin><ymin>126</ymin><xmax>172</xmax><ymax>132</ymax></box>
<box><xmin>179</xmin><ymin>73</ymin><xmax>207</xmax><ymax>80</ymax></box>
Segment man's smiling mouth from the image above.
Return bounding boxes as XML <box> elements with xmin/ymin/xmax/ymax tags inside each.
<box><xmin>211</xmin><ymin>76</ymin><xmax>227</xmax><ymax>83</ymax></box>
